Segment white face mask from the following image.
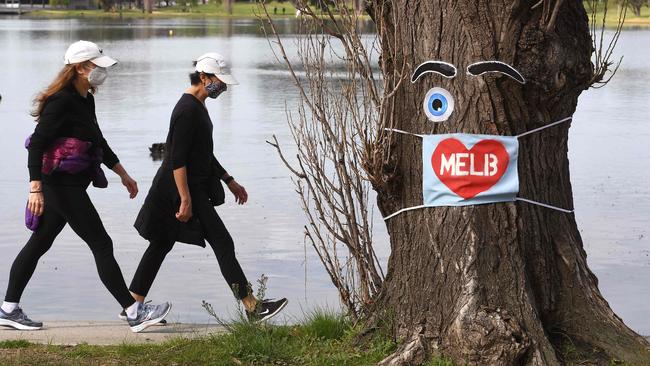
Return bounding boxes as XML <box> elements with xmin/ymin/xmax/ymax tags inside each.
<box><xmin>87</xmin><ymin>66</ymin><xmax>108</xmax><ymax>86</ymax></box>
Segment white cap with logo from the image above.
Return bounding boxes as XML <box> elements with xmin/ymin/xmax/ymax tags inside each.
<box><xmin>64</xmin><ymin>40</ymin><xmax>117</xmax><ymax>68</ymax></box>
<box><xmin>194</xmin><ymin>52</ymin><xmax>239</xmax><ymax>85</ymax></box>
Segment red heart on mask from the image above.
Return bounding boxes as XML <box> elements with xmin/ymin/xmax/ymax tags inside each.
<box><xmin>431</xmin><ymin>138</ymin><xmax>510</xmax><ymax>199</ymax></box>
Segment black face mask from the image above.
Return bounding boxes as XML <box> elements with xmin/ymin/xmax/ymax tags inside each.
<box><xmin>205</xmin><ymin>80</ymin><xmax>227</xmax><ymax>99</ymax></box>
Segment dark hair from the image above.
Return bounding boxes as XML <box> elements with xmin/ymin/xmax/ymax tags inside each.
<box><xmin>189</xmin><ymin>61</ymin><xmax>215</xmax><ymax>85</ymax></box>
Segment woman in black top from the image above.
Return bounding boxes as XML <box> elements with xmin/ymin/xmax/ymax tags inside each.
<box><xmin>0</xmin><ymin>41</ymin><xmax>170</xmax><ymax>333</ymax></box>
<box><xmin>130</xmin><ymin>53</ymin><xmax>287</xmax><ymax>322</ymax></box>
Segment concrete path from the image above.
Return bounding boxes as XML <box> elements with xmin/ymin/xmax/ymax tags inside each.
<box><xmin>0</xmin><ymin>321</ymin><xmax>225</xmax><ymax>345</ymax></box>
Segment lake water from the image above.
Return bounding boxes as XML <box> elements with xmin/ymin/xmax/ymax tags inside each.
<box><xmin>0</xmin><ymin>17</ymin><xmax>648</xmax><ymax>335</ymax></box>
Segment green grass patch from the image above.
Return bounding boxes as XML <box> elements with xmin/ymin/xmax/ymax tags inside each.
<box><xmin>301</xmin><ymin>307</ymin><xmax>348</xmax><ymax>340</ymax></box>
<box><xmin>424</xmin><ymin>357</ymin><xmax>455</xmax><ymax>366</ymax></box>
<box><xmin>0</xmin><ymin>339</ymin><xmax>31</xmax><ymax>349</ymax></box>
<box><xmin>0</xmin><ymin>310</ymin><xmax>404</xmax><ymax>365</ymax></box>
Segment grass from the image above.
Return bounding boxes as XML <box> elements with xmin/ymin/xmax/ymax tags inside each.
<box><xmin>0</xmin><ymin>309</ymin><xmax>454</xmax><ymax>365</ymax></box>
<box><xmin>0</xmin><ymin>309</ymin><xmax>393</xmax><ymax>365</ymax></box>
<box><xmin>0</xmin><ymin>340</ymin><xmax>32</xmax><ymax>349</ymax></box>
<box><xmin>424</xmin><ymin>358</ymin><xmax>455</xmax><ymax>366</ymax></box>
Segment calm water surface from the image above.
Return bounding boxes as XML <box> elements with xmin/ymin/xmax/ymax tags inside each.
<box><xmin>0</xmin><ymin>18</ymin><xmax>648</xmax><ymax>334</ymax></box>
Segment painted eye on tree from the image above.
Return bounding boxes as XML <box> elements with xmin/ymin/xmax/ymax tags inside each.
<box><xmin>423</xmin><ymin>87</ymin><xmax>454</xmax><ymax>122</ymax></box>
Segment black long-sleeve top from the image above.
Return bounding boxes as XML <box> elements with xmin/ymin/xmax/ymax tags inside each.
<box><xmin>134</xmin><ymin>93</ymin><xmax>228</xmax><ymax>247</ymax></box>
<box><xmin>165</xmin><ymin>93</ymin><xmax>227</xmax><ymax>182</ymax></box>
<box><xmin>27</xmin><ymin>86</ymin><xmax>119</xmax><ymax>186</ymax></box>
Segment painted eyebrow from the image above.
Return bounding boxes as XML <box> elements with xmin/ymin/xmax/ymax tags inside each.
<box><xmin>411</xmin><ymin>61</ymin><xmax>457</xmax><ymax>83</ymax></box>
<box><xmin>466</xmin><ymin>61</ymin><xmax>526</xmax><ymax>84</ymax></box>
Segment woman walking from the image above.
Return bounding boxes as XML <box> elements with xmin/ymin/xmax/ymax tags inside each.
<box><xmin>127</xmin><ymin>53</ymin><xmax>287</xmax><ymax>322</ymax></box>
<box><xmin>0</xmin><ymin>41</ymin><xmax>170</xmax><ymax>333</ymax></box>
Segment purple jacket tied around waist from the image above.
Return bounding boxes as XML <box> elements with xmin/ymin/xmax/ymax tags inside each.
<box><xmin>24</xmin><ymin>136</ymin><xmax>108</xmax><ymax>231</ymax></box>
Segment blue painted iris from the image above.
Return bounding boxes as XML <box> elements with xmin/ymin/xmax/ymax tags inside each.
<box><xmin>427</xmin><ymin>92</ymin><xmax>448</xmax><ymax>117</ymax></box>
<box><xmin>423</xmin><ymin>87</ymin><xmax>454</xmax><ymax>122</ymax></box>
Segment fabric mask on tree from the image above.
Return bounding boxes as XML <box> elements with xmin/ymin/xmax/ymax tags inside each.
<box><xmin>87</xmin><ymin>67</ymin><xmax>108</xmax><ymax>87</ymax></box>
<box><xmin>382</xmin><ymin>60</ymin><xmax>574</xmax><ymax>220</ymax></box>
<box><xmin>205</xmin><ymin>80</ymin><xmax>227</xmax><ymax>99</ymax></box>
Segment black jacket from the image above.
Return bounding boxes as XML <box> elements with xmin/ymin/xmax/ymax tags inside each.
<box><xmin>134</xmin><ymin>94</ymin><xmax>226</xmax><ymax>247</ymax></box>
<box><xmin>28</xmin><ymin>86</ymin><xmax>119</xmax><ymax>185</ymax></box>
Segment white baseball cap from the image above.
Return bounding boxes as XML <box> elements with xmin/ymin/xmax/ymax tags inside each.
<box><xmin>194</xmin><ymin>52</ymin><xmax>238</xmax><ymax>85</ymax></box>
<box><xmin>64</xmin><ymin>40</ymin><xmax>117</xmax><ymax>68</ymax></box>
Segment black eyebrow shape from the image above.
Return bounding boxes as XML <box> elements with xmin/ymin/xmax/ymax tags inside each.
<box><xmin>467</xmin><ymin>61</ymin><xmax>526</xmax><ymax>84</ymax></box>
<box><xmin>411</xmin><ymin>61</ymin><xmax>457</xmax><ymax>83</ymax></box>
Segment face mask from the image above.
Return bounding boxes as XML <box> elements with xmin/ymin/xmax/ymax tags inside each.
<box><xmin>87</xmin><ymin>67</ymin><xmax>108</xmax><ymax>87</ymax></box>
<box><xmin>379</xmin><ymin>60</ymin><xmax>575</xmax><ymax>220</ymax></box>
<box><xmin>382</xmin><ymin>116</ymin><xmax>575</xmax><ymax>221</ymax></box>
<box><xmin>205</xmin><ymin>80</ymin><xmax>227</xmax><ymax>99</ymax></box>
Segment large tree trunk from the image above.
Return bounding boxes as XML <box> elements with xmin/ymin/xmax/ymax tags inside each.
<box><xmin>368</xmin><ymin>1</ymin><xmax>650</xmax><ymax>364</ymax></box>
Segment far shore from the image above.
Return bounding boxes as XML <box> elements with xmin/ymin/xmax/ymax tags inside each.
<box><xmin>14</xmin><ymin>1</ymin><xmax>301</xmax><ymax>20</ymax></box>
<box><xmin>10</xmin><ymin>2</ymin><xmax>649</xmax><ymax>28</ymax></box>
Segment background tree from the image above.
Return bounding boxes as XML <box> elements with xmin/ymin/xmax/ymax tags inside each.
<box><xmin>617</xmin><ymin>0</ymin><xmax>649</xmax><ymax>16</ymax></box>
<box><xmin>97</xmin><ymin>0</ymin><xmax>116</xmax><ymax>11</ymax></box>
<box><xmin>263</xmin><ymin>0</ymin><xmax>650</xmax><ymax>364</ymax></box>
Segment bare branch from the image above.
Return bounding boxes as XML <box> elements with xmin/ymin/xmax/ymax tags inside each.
<box><xmin>259</xmin><ymin>0</ymin><xmax>391</xmax><ymax>317</ymax></box>
<box><xmin>587</xmin><ymin>0</ymin><xmax>627</xmax><ymax>88</ymax></box>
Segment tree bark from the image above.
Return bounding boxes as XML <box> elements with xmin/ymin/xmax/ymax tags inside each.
<box><xmin>367</xmin><ymin>0</ymin><xmax>650</xmax><ymax>364</ymax></box>
<box><xmin>143</xmin><ymin>0</ymin><xmax>152</xmax><ymax>13</ymax></box>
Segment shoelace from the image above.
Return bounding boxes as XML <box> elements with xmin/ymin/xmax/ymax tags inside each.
<box><xmin>13</xmin><ymin>308</ymin><xmax>31</xmax><ymax>322</ymax></box>
<box><xmin>141</xmin><ymin>300</ymin><xmax>161</xmax><ymax>319</ymax></box>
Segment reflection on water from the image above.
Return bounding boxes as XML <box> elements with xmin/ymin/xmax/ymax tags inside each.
<box><xmin>0</xmin><ymin>17</ymin><xmax>648</xmax><ymax>334</ymax></box>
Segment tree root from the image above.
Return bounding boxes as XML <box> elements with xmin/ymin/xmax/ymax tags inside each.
<box><xmin>377</xmin><ymin>333</ymin><xmax>427</xmax><ymax>366</ymax></box>
<box><xmin>446</xmin><ymin>306</ymin><xmax>532</xmax><ymax>365</ymax></box>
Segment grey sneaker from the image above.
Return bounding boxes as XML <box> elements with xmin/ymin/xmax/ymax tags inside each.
<box><xmin>0</xmin><ymin>307</ymin><xmax>43</xmax><ymax>330</ymax></box>
<box><xmin>127</xmin><ymin>301</ymin><xmax>171</xmax><ymax>333</ymax></box>
<box><xmin>119</xmin><ymin>301</ymin><xmax>167</xmax><ymax>325</ymax></box>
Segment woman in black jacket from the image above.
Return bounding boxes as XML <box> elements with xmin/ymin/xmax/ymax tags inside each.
<box><xmin>0</xmin><ymin>41</ymin><xmax>170</xmax><ymax>333</ymax></box>
<box><xmin>129</xmin><ymin>53</ymin><xmax>287</xmax><ymax>322</ymax></box>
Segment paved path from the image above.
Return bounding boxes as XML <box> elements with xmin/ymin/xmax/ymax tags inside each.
<box><xmin>0</xmin><ymin>321</ymin><xmax>225</xmax><ymax>345</ymax></box>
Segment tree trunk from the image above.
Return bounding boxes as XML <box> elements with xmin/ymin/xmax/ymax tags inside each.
<box><xmin>143</xmin><ymin>0</ymin><xmax>152</xmax><ymax>13</ymax></box>
<box><xmin>224</xmin><ymin>0</ymin><xmax>231</xmax><ymax>15</ymax></box>
<box><xmin>368</xmin><ymin>0</ymin><xmax>650</xmax><ymax>364</ymax></box>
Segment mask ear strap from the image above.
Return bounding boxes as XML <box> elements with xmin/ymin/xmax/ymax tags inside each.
<box><xmin>384</xmin><ymin>128</ymin><xmax>424</xmax><ymax>138</ymax></box>
<box><xmin>514</xmin><ymin>197</ymin><xmax>573</xmax><ymax>213</ymax></box>
<box><xmin>383</xmin><ymin>205</ymin><xmax>427</xmax><ymax>221</ymax></box>
<box><xmin>516</xmin><ymin>117</ymin><xmax>572</xmax><ymax>138</ymax></box>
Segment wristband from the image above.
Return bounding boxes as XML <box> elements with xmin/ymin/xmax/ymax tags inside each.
<box><xmin>224</xmin><ymin>176</ymin><xmax>234</xmax><ymax>184</ymax></box>
<box><xmin>30</xmin><ymin>191</ymin><xmax>42</xmax><ymax>194</ymax></box>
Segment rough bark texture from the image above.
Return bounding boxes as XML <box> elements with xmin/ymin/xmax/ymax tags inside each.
<box><xmin>367</xmin><ymin>0</ymin><xmax>650</xmax><ymax>364</ymax></box>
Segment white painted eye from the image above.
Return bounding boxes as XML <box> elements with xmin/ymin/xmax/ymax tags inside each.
<box><xmin>423</xmin><ymin>87</ymin><xmax>454</xmax><ymax>122</ymax></box>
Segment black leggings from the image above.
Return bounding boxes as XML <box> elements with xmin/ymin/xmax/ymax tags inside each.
<box><xmin>4</xmin><ymin>184</ymin><xmax>135</xmax><ymax>309</ymax></box>
<box><xmin>129</xmin><ymin>195</ymin><xmax>250</xmax><ymax>300</ymax></box>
